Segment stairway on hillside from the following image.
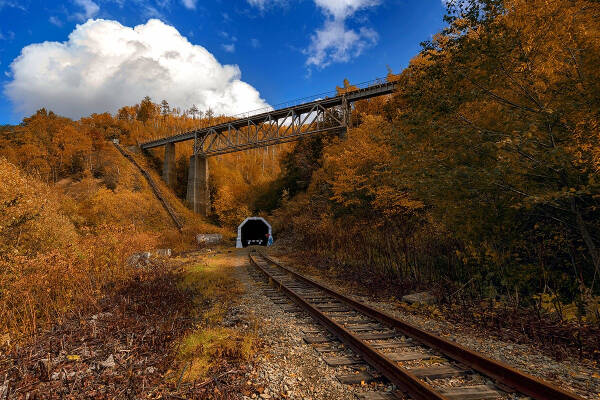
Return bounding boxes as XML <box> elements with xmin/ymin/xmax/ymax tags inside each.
<box><xmin>112</xmin><ymin>141</ymin><xmax>184</xmax><ymax>231</ymax></box>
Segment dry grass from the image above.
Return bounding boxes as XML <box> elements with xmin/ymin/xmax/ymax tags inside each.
<box><xmin>176</xmin><ymin>326</ymin><xmax>256</xmax><ymax>381</ymax></box>
<box><xmin>0</xmin><ymin>226</ymin><xmax>159</xmax><ymax>343</ymax></box>
<box><xmin>0</xmin><ymin>158</ymin><xmax>161</xmax><ymax>342</ymax></box>
<box><xmin>171</xmin><ymin>251</ymin><xmax>259</xmax><ymax>383</ymax></box>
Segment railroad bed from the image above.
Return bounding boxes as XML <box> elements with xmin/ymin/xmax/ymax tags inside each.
<box><xmin>248</xmin><ymin>251</ymin><xmax>584</xmax><ymax>400</ymax></box>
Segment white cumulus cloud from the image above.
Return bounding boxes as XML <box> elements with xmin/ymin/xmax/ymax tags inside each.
<box><xmin>306</xmin><ymin>17</ymin><xmax>378</xmax><ymax>68</ymax></box>
<box><xmin>246</xmin><ymin>0</ymin><xmax>380</xmax><ymax>68</ymax></box>
<box><xmin>314</xmin><ymin>0</ymin><xmax>378</xmax><ymax>19</ymax></box>
<box><xmin>181</xmin><ymin>0</ymin><xmax>196</xmax><ymax>10</ymax></box>
<box><xmin>73</xmin><ymin>0</ymin><xmax>100</xmax><ymax>21</ymax></box>
<box><xmin>307</xmin><ymin>0</ymin><xmax>379</xmax><ymax>68</ymax></box>
<box><xmin>222</xmin><ymin>43</ymin><xmax>235</xmax><ymax>53</ymax></box>
<box><xmin>4</xmin><ymin>19</ymin><xmax>270</xmax><ymax>119</ymax></box>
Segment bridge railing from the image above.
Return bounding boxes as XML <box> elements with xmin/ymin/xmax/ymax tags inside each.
<box><xmin>226</xmin><ymin>76</ymin><xmax>389</xmax><ymax>120</ymax></box>
<box><xmin>140</xmin><ymin>76</ymin><xmax>394</xmax><ymax>146</ymax></box>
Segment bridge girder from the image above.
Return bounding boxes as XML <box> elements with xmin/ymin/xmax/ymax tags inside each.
<box><xmin>197</xmin><ymin>102</ymin><xmax>345</xmax><ymax>156</ymax></box>
<box><xmin>140</xmin><ymin>80</ymin><xmax>398</xmax><ymax>157</ymax></box>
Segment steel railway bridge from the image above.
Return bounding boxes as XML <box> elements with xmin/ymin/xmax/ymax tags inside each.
<box><xmin>139</xmin><ymin>78</ymin><xmax>398</xmax><ymax>215</ymax></box>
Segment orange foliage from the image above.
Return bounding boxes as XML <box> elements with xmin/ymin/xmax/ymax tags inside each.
<box><xmin>336</xmin><ymin>78</ymin><xmax>359</xmax><ymax>95</ymax></box>
<box><xmin>271</xmin><ymin>0</ymin><xmax>600</xmax><ymax>308</ymax></box>
<box><xmin>0</xmin><ymin>159</ymin><xmax>160</xmax><ymax>340</ymax></box>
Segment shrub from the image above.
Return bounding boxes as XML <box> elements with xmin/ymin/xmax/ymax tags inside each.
<box><xmin>0</xmin><ymin>159</ymin><xmax>160</xmax><ymax>342</ymax></box>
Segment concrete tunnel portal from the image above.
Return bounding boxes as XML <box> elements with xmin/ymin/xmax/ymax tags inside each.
<box><xmin>236</xmin><ymin>217</ymin><xmax>273</xmax><ymax>248</ymax></box>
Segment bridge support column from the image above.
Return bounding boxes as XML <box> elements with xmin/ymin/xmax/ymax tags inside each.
<box><xmin>162</xmin><ymin>142</ymin><xmax>176</xmax><ymax>188</ymax></box>
<box><xmin>186</xmin><ymin>155</ymin><xmax>210</xmax><ymax>216</ymax></box>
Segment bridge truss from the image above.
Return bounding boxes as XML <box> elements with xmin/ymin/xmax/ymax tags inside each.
<box><xmin>140</xmin><ymin>80</ymin><xmax>398</xmax><ymax>157</ymax></box>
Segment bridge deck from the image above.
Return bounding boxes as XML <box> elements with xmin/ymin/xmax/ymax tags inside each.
<box><xmin>140</xmin><ymin>80</ymin><xmax>398</xmax><ymax>155</ymax></box>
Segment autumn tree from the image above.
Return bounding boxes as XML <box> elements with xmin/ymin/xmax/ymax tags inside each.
<box><xmin>206</xmin><ymin>108</ymin><xmax>214</xmax><ymax>122</ymax></box>
<box><xmin>388</xmin><ymin>0</ymin><xmax>600</xmax><ymax>300</ymax></box>
<box><xmin>189</xmin><ymin>104</ymin><xmax>199</xmax><ymax>119</ymax></box>
<box><xmin>160</xmin><ymin>100</ymin><xmax>170</xmax><ymax>120</ymax></box>
<box><xmin>137</xmin><ymin>96</ymin><xmax>156</xmax><ymax>123</ymax></box>
<box><xmin>336</xmin><ymin>78</ymin><xmax>358</xmax><ymax>95</ymax></box>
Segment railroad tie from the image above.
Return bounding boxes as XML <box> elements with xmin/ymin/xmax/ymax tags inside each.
<box><xmin>357</xmin><ymin>331</ymin><xmax>399</xmax><ymax>340</ymax></box>
<box><xmin>385</xmin><ymin>351</ymin><xmax>432</xmax><ymax>362</ymax></box>
<box><xmin>439</xmin><ymin>385</ymin><xmax>501</xmax><ymax>400</ymax></box>
<box><xmin>343</xmin><ymin>323</ymin><xmax>386</xmax><ymax>332</ymax></box>
<box><xmin>369</xmin><ymin>342</ymin><xmax>414</xmax><ymax>349</ymax></box>
<box><xmin>312</xmin><ymin>343</ymin><xmax>344</xmax><ymax>353</ymax></box>
<box><xmin>322</xmin><ymin>355</ymin><xmax>363</xmax><ymax>366</ymax></box>
<box><xmin>408</xmin><ymin>365</ymin><xmax>470</xmax><ymax>380</ymax></box>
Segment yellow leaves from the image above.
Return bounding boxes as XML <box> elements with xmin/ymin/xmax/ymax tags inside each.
<box><xmin>372</xmin><ymin>186</ymin><xmax>425</xmax><ymax>218</ymax></box>
<box><xmin>336</xmin><ymin>78</ymin><xmax>359</xmax><ymax>95</ymax></box>
<box><xmin>1</xmin><ymin>159</ymin><xmax>164</xmax><ymax>341</ymax></box>
<box><xmin>322</xmin><ymin>114</ymin><xmax>394</xmax><ymax>205</ymax></box>
<box><xmin>0</xmin><ymin>158</ymin><xmax>78</xmax><ymax>255</ymax></box>
<box><xmin>386</xmin><ymin>71</ymin><xmax>401</xmax><ymax>83</ymax></box>
<box><xmin>1</xmin><ymin>225</ymin><xmax>159</xmax><ymax>341</ymax></box>
<box><xmin>213</xmin><ymin>185</ymin><xmax>251</xmax><ymax>228</ymax></box>
<box><xmin>66</xmin><ymin>355</ymin><xmax>81</xmax><ymax>362</ymax></box>
<box><xmin>0</xmin><ymin>333</ymin><xmax>10</xmax><ymax>347</ymax></box>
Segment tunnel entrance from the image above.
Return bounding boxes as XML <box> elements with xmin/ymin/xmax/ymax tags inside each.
<box><xmin>236</xmin><ymin>217</ymin><xmax>272</xmax><ymax>248</ymax></box>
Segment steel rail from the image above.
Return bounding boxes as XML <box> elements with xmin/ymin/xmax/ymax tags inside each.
<box><xmin>254</xmin><ymin>252</ymin><xmax>584</xmax><ymax>400</ymax></box>
<box><xmin>248</xmin><ymin>252</ymin><xmax>447</xmax><ymax>400</ymax></box>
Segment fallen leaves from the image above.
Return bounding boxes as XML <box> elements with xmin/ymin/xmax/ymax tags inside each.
<box><xmin>0</xmin><ymin>259</ymin><xmax>251</xmax><ymax>399</ymax></box>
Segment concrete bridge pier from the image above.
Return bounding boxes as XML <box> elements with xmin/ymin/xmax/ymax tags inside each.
<box><xmin>162</xmin><ymin>142</ymin><xmax>176</xmax><ymax>188</ymax></box>
<box><xmin>186</xmin><ymin>155</ymin><xmax>210</xmax><ymax>216</ymax></box>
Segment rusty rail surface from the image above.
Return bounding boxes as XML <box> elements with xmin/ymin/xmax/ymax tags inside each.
<box><xmin>249</xmin><ymin>251</ymin><xmax>584</xmax><ymax>400</ymax></box>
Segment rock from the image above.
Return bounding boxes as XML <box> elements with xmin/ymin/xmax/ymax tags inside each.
<box><xmin>154</xmin><ymin>248</ymin><xmax>172</xmax><ymax>258</ymax></box>
<box><xmin>196</xmin><ymin>233</ymin><xmax>223</xmax><ymax>246</ymax></box>
<box><xmin>126</xmin><ymin>252</ymin><xmax>152</xmax><ymax>268</ymax></box>
<box><xmin>99</xmin><ymin>355</ymin><xmax>116</xmax><ymax>368</ymax></box>
<box><xmin>401</xmin><ymin>291</ymin><xmax>435</xmax><ymax>305</ymax></box>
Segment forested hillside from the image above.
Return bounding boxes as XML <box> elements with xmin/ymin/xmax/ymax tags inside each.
<box><xmin>0</xmin><ymin>98</ymin><xmax>285</xmax><ymax>341</ymax></box>
<box><xmin>258</xmin><ymin>0</ymin><xmax>600</xmax><ymax>327</ymax></box>
<box><xmin>1</xmin><ymin>0</ymin><xmax>598</xmax><ymax>366</ymax></box>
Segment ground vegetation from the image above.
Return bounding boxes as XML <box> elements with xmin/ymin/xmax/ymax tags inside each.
<box><xmin>259</xmin><ymin>0</ymin><xmax>600</xmax><ymax>356</ymax></box>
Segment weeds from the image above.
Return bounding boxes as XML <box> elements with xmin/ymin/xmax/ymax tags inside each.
<box><xmin>172</xmin><ymin>254</ymin><xmax>259</xmax><ymax>383</ymax></box>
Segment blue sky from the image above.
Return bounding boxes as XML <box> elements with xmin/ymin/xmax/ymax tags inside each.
<box><xmin>0</xmin><ymin>0</ymin><xmax>448</xmax><ymax>125</ymax></box>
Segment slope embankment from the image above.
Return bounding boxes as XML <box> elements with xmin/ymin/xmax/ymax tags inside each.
<box><xmin>112</xmin><ymin>142</ymin><xmax>184</xmax><ymax>231</ymax></box>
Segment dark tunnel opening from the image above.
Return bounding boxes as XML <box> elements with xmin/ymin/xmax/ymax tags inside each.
<box><xmin>240</xmin><ymin>219</ymin><xmax>269</xmax><ymax>247</ymax></box>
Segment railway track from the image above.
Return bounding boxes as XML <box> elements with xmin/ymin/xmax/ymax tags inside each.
<box><xmin>248</xmin><ymin>251</ymin><xmax>585</xmax><ymax>400</ymax></box>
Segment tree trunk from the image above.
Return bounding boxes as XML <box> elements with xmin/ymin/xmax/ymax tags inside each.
<box><xmin>571</xmin><ymin>197</ymin><xmax>600</xmax><ymax>284</ymax></box>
